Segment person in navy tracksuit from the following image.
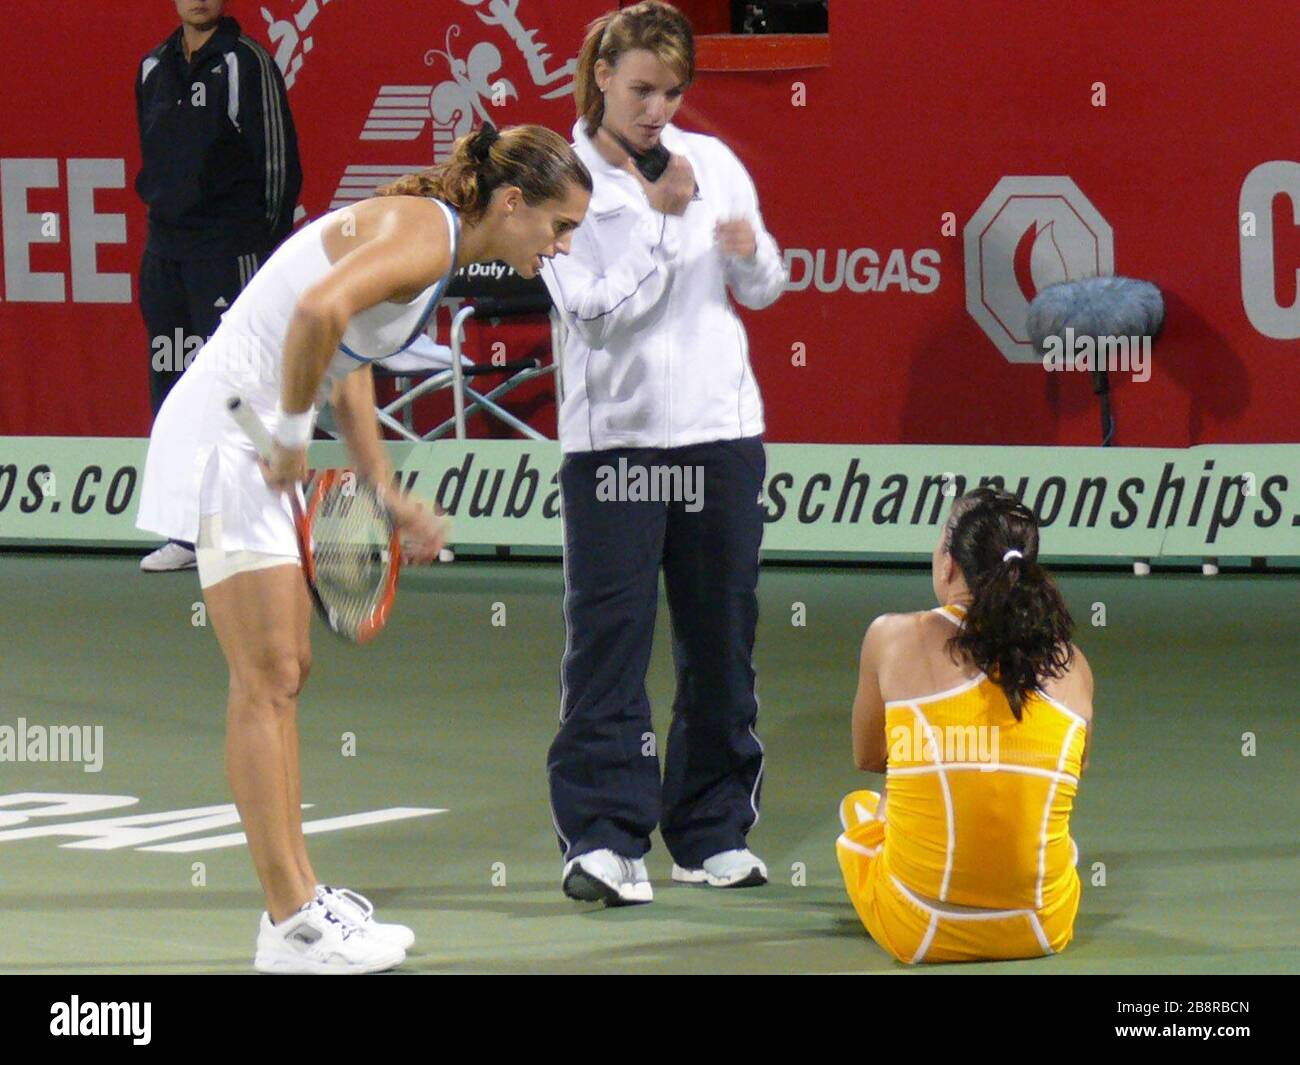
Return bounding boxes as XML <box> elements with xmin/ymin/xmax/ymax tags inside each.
<box><xmin>135</xmin><ymin>0</ymin><xmax>302</xmax><ymax>570</ymax></box>
<box><xmin>540</xmin><ymin>2</ymin><xmax>788</xmax><ymax>906</ymax></box>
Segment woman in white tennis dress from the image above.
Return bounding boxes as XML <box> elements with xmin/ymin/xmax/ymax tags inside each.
<box><xmin>136</xmin><ymin>124</ymin><xmax>591</xmax><ymax>974</ymax></box>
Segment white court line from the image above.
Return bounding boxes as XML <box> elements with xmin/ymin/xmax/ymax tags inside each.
<box><xmin>139</xmin><ymin>807</ymin><xmax>446</xmax><ymax>853</ymax></box>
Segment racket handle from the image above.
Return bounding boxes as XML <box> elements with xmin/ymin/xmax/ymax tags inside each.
<box><xmin>226</xmin><ymin>395</ymin><xmax>275</xmax><ymax>462</ymax></box>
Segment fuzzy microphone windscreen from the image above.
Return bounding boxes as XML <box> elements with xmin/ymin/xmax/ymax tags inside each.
<box><xmin>1026</xmin><ymin>276</ymin><xmax>1165</xmax><ymax>354</ymax></box>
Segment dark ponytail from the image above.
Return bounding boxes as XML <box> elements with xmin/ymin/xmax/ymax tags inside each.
<box><xmin>944</xmin><ymin>487</ymin><xmax>1074</xmax><ymax>720</ymax></box>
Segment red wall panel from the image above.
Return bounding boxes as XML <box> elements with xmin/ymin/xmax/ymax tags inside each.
<box><xmin>0</xmin><ymin>1</ymin><xmax>1296</xmax><ymax>445</ymax></box>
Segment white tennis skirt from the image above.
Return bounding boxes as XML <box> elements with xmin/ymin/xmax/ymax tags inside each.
<box><xmin>136</xmin><ymin>337</ymin><xmax>305</xmax><ymax>558</ymax></box>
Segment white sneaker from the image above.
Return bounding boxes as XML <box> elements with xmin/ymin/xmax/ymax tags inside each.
<box><xmin>253</xmin><ymin>898</ymin><xmax>405</xmax><ymax>974</ymax></box>
<box><xmin>562</xmin><ymin>849</ymin><xmax>653</xmax><ymax>906</ymax></box>
<box><xmin>671</xmin><ymin>848</ymin><xmax>768</xmax><ymax>888</ymax></box>
<box><xmin>140</xmin><ymin>542</ymin><xmax>197</xmax><ymax>572</ymax></box>
<box><xmin>316</xmin><ymin>884</ymin><xmax>415</xmax><ymax>951</ymax></box>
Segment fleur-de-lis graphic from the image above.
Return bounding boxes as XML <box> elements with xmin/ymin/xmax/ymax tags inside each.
<box><xmin>425</xmin><ymin>25</ymin><xmax>519</xmax><ymax>161</ymax></box>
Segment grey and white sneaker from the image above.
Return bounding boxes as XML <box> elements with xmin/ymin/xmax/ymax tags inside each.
<box><xmin>253</xmin><ymin>898</ymin><xmax>405</xmax><ymax>974</ymax></box>
<box><xmin>140</xmin><ymin>541</ymin><xmax>197</xmax><ymax>572</ymax></box>
<box><xmin>316</xmin><ymin>884</ymin><xmax>415</xmax><ymax>950</ymax></box>
<box><xmin>562</xmin><ymin>849</ymin><xmax>653</xmax><ymax>906</ymax></box>
<box><xmin>671</xmin><ymin>848</ymin><xmax>768</xmax><ymax>888</ymax></box>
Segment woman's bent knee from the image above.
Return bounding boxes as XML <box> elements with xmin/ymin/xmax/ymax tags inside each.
<box><xmin>230</xmin><ymin>653</ymin><xmax>308</xmax><ymax>712</ymax></box>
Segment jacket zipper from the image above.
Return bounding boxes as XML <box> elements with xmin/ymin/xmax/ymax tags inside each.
<box><xmin>665</xmin><ymin>228</ymin><xmax>673</xmax><ymax>448</ymax></box>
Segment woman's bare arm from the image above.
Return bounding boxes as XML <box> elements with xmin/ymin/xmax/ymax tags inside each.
<box><xmin>330</xmin><ymin>366</ymin><xmax>393</xmax><ymax>492</ymax></box>
<box><xmin>260</xmin><ymin>199</ymin><xmax>451</xmax><ymax>493</ymax></box>
<box><xmin>1074</xmin><ymin>645</ymin><xmax>1096</xmax><ymax>771</ymax></box>
<box><xmin>329</xmin><ymin>363</ymin><xmax>447</xmax><ymax>563</ymax></box>
<box><xmin>280</xmin><ymin>199</ymin><xmax>451</xmax><ymax>414</ymax></box>
<box><xmin>852</xmin><ymin>617</ymin><xmax>893</xmax><ymax>772</ymax></box>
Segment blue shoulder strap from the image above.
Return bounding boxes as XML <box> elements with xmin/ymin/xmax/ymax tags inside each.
<box><xmin>339</xmin><ymin>200</ymin><xmax>462</xmax><ymax>363</ymax></box>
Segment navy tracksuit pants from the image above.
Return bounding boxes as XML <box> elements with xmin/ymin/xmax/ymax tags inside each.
<box><xmin>140</xmin><ymin>249</ymin><xmax>262</xmax><ymax>416</ymax></box>
<box><xmin>549</xmin><ymin>436</ymin><xmax>767</xmax><ymax>868</ymax></box>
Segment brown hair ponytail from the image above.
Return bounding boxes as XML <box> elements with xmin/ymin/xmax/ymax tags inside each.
<box><xmin>376</xmin><ymin>123</ymin><xmax>591</xmax><ymax>223</ymax></box>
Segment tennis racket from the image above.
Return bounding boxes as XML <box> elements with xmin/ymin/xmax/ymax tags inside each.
<box><xmin>226</xmin><ymin>395</ymin><xmax>401</xmax><ymax>644</ymax></box>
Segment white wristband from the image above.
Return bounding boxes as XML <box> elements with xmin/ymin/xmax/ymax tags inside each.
<box><xmin>272</xmin><ymin>405</ymin><xmax>315</xmax><ymax>449</ymax></box>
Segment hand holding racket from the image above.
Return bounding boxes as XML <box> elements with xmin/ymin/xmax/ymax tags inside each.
<box><xmin>227</xmin><ymin>395</ymin><xmax>447</xmax><ymax>643</ymax></box>
<box><xmin>383</xmin><ymin>491</ymin><xmax>448</xmax><ymax>565</ymax></box>
<box><xmin>263</xmin><ymin>435</ymin><xmax>309</xmax><ymax>493</ymax></box>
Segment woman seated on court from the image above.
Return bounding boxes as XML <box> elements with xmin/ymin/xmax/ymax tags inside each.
<box><xmin>837</xmin><ymin>487</ymin><xmax>1095</xmax><ymax>964</ymax></box>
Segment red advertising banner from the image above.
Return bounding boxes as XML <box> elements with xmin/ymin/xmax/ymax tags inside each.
<box><xmin>1</xmin><ymin>1</ymin><xmax>1296</xmax><ymax>445</ymax></box>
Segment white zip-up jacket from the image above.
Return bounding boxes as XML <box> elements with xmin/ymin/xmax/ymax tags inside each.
<box><xmin>541</xmin><ymin>120</ymin><xmax>787</xmax><ymax>454</ymax></box>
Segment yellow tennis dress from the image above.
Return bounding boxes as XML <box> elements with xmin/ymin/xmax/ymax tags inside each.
<box><xmin>836</xmin><ymin>604</ymin><xmax>1087</xmax><ymax>963</ymax></box>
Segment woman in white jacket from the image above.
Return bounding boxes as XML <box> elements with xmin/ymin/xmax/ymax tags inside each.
<box><xmin>540</xmin><ymin>1</ymin><xmax>787</xmax><ymax>906</ymax></box>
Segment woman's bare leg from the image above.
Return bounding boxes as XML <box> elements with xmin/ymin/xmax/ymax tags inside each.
<box><xmin>284</xmin><ymin>576</ymin><xmax>317</xmax><ymax>889</ymax></box>
<box><xmin>204</xmin><ymin>563</ymin><xmax>316</xmax><ymax>922</ymax></box>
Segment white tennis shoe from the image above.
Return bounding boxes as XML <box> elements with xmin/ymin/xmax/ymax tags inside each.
<box><xmin>140</xmin><ymin>542</ymin><xmax>197</xmax><ymax>572</ymax></box>
<box><xmin>253</xmin><ymin>898</ymin><xmax>405</xmax><ymax>974</ymax></box>
<box><xmin>315</xmin><ymin>884</ymin><xmax>415</xmax><ymax>950</ymax></box>
<box><xmin>671</xmin><ymin>848</ymin><xmax>768</xmax><ymax>888</ymax></box>
<box><xmin>562</xmin><ymin>849</ymin><xmax>653</xmax><ymax>906</ymax></box>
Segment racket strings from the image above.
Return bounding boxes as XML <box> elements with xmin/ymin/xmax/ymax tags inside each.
<box><xmin>310</xmin><ymin>481</ymin><xmax>393</xmax><ymax>639</ymax></box>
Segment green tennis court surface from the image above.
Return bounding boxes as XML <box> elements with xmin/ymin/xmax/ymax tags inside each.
<box><xmin>0</xmin><ymin>554</ymin><xmax>1295</xmax><ymax>974</ymax></box>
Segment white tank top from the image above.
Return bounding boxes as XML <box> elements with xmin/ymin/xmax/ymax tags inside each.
<box><xmin>212</xmin><ymin>198</ymin><xmax>461</xmax><ymax>408</ymax></box>
<box><xmin>134</xmin><ymin>198</ymin><xmax>461</xmax><ymax>551</ymax></box>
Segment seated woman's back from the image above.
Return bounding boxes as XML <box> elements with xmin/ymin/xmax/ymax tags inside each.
<box><xmin>874</xmin><ymin>603</ymin><xmax>1093</xmax><ymax>911</ymax></box>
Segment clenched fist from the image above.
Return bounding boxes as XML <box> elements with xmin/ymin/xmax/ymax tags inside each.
<box><xmin>715</xmin><ymin>219</ymin><xmax>757</xmax><ymax>260</ymax></box>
